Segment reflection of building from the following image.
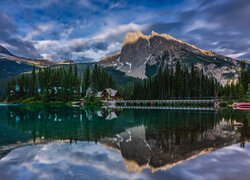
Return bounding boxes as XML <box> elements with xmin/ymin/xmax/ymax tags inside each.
<box><xmin>97</xmin><ymin>110</ymin><xmax>118</xmax><ymax>120</ymax></box>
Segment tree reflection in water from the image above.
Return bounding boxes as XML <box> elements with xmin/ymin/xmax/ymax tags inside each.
<box><xmin>0</xmin><ymin>105</ymin><xmax>250</xmax><ymax>171</ymax></box>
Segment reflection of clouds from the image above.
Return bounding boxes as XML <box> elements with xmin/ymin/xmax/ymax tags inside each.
<box><xmin>0</xmin><ymin>142</ymin><xmax>148</xmax><ymax>180</ymax></box>
<box><xmin>165</xmin><ymin>143</ymin><xmax>250</xmax><ymax>180</ymax></box>
<box><xmin>0</xmin><ymin>142</ymin><xmax>250</xmax><ymax>180</ymax></box>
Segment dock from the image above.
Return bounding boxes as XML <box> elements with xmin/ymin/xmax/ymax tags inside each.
<box><xmin>102</xmin><ymin>98</ymin><xmax>220</xmax><ymax>110</ymax></box>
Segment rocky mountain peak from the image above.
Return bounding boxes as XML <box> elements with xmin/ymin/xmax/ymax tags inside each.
<box><xmin>123</xmin><ymin>31</ymin><xmax>149</xmax><ymax>46</ymax></box>
<box><xmin>123</xmin><ymin>31</ymin><xmax>216</xmax><ymax>57</ymax></box>
<box><xmin>100</xmin><ymin>31</ymin><xmax>239</xmax><ymax>85</ymax></box>
<box><xmin>150</xmin><ymin>31</ymin><xmax>175</xmax><ymax>40</ymax></box>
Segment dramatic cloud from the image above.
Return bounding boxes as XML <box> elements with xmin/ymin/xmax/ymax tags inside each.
<box><xmin>35</xmin><ymin>22</ymin><xmax>144</xmax><ymax>62</ymax></box>
<box><xmin>0</xmin><ymin>0</ymin><xmax>249</xmax><ymax>61</ymax></box>
<box><xmin>0</xmin><ymin>12</ymin><xmax>40</xmax><ymax>58</ymax></box>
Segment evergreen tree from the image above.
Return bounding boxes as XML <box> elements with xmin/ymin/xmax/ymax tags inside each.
<box><xmin>245</xmin><ymin>84</ymin><xmax>250</xmax><ymax>102</ymax></box>
<box><xmin>92</xmin><ymin>64</ymin><xmax>99</xmax><ymax>90</ymax></box>
<box><xmin>82</xmin><ymin>66</ymin><xmax>91</xmax><ymax>96</ymax></box>
<box><xmin>30</xmin><ymin>66</ymin><xmax>37</xmax><ymax>97</ymax></box>
<box><xmin>132</xmin><ymin>63</ymin><xmax>221</xmax><ymax>100</ymax></box>
<box><xmin>6</xmin><ymin>64</ymin><xmax>115</xmax><ymax>102</ymax></box>
<box><xmin>236</xmin><ymin>83</ymin><xmax>245</xmax><ymax>100</ymax></box>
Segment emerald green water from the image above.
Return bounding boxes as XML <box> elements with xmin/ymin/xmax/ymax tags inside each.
<box><xmin>0</xmin><ymin>105</ymin><xmax>250</xmax><ymax>179</ymax></box>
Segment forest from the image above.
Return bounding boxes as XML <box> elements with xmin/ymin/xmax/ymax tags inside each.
<box><xmin>6</xmin><ymin>64</ymin><xmax>115</xmax><ymax>103</ymax></box>
<box><xmin>132</xmin><ymin>61</ymin><xmax>249</xmax><ymax>100</ymax></box>
<box><xmin>5</xmin><ymin>61</ymin><xmax>250</xmax><ymax>103</ymax></box>
<box><xmin>133</xmin><ymin>61</ymin><xmax>219</xmax><ymax>99</ymax></box>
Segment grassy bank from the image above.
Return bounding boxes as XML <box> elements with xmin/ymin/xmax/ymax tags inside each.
<box><xmin>6</xmin><ymin>96</ymin><xmax>102</xmax><ymax>108</ymax></box>
<box><xmin>7</xmin><ymin>97</ymin><xmax>73</xmax><ymax>107</ymax></box>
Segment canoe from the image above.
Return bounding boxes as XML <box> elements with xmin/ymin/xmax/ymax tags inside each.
<box><xmin>233</xmin><ymin>103</ymin><xmax>250</xmax><ymax>110</ymax></box>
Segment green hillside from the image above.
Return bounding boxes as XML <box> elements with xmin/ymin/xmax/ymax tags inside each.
<box><xmin>0</xmin><ymin>59</ymin><xmax>33</xmax><ymax>81</ymax></box>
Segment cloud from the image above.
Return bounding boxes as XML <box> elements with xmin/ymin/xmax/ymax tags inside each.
<box><xmin>34</xmin><ymin>22</ymin><xmax>145</xmax><ymax>62</ymax></box>
<box><xmin>143</xmin><ymin>22</ymin><xmax>184</xmax><ymax>35</ymax></box>
<box><xmin>226</xmin><ymin>52</ymin><xmax>247</xmax><ymax>59</ymax></box>
<box><xmin>142</xmin><ymin>0</ymin><xmax>250</xmax><ymax>59</ymax></box>
<box><xmin>25</xmin><ymin>23</ymin><xmax>57</xmax><ymax>41</ymax></box>
<box><xmin>0</xmin><ymin>12</ymin><xmax>40</xmax><ymax>58</ymax></box>
<box><xmin>0</xmin><ymin>0</ymin><xmax>249</xmax><ymax>61</ymax></box>
<box><xmin>93</xmin><ymin>23</ymin><xmax>145</xmax><ymax>41</ymax></box>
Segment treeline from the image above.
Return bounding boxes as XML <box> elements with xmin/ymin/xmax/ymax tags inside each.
<box><xmin>222</xmin><ymin>61</ymin><xmax>250</xmax><ymax>100</ymax></box>
<box><xmin>7</xmin><ymin>64</ymin><xmax>115</xmax><ymax>102</ymax></box>
<box><xmin>82</xmin><ymin>64</ymin><xmax>115</xmax><ymax>93</ymax></box>
<box><xmin>6</xmin><ymin>61</ymin><xmax>250</xmax><ymax>102</ymax></box>
<box><xmin>133</xmin><ymin>61</ymin><xmax>221</xmax><ymax>99</ymax></box>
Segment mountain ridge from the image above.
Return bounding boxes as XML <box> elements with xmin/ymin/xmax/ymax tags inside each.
<box><xmin>0</xmin><ymin>45</ymin><xmax>14</xmax><ymax>56</ymax></box>
<box><xmin>0</xmin><ymin>44</ymin><xmax>59</xmax><ymax>67</ymax></box>
<box><xmin>0</xmin><ymin>44</ymin><xmax>71</xmax><ymax>82</ymax></box>
<box><xmin>100</xmin><ymin>31</ymin><xmax>239</xmax><ymax>85</ymax></box>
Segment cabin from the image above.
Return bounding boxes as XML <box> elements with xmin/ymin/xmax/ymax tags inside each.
<box><xmin>96</xmin><ymin>88</ymin><xmax>122</xmax><ymax>100</ymax></box>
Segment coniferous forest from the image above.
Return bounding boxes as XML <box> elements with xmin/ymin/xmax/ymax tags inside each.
<box><xmin>133</xmin><ymin>61</ymin><xmax>220</xmax><ymax>99</ymax></box>
<box><xmin>132</xmin><ymin>61</ymin><xmax>249</xmax><ymax>100</ymax></box>
<box><xmin>5</xmin><ymin>61</ymin><xmax>250</xmax><ymax>103</ymax></box>
<box><xmin>6</xmin><ymin>64</ymin><xmax>115</xmax><ymax>103</ymax></box>
<box><xmin>222</xmin><ymin>61</ymin><xmax>250</xmax><ymax>101</ymax></box>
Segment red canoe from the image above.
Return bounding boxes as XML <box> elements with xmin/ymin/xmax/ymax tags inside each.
<box><xmin>233</xmin><ymin>103</ymin><xmax>250</xmax><ymax>110</ymax></box>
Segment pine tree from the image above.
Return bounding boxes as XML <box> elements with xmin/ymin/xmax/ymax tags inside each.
<box><xmin>92</xmin><ymin>64</ymin><xmax>99</xmax><ymax>90</ymax></box>
<box><xmin>132</xmin><ymin>63</ymin><xmax>222</xmax><ymax>100</ymax></box>
<box><xmin>31</xmin><ymin>66</ymin><xmax>37</xmax><ymax>97</ymax></box>
<box><xmin>245</xmin><ymin>84</ymin><xmax>250</xmax><ymax>102</ymax></box>
<box><xmin>82</xmin><ymin>66</ymin><xmax>91</xmax><ymax>96</ymax></box>
<box><xmin>237</xmin><ymin>83</ymin><xmax>245</xmax><ymax>100</ymax></box>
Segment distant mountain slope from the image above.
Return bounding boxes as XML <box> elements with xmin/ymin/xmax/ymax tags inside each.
<box><xmin>0</xmin><ymin>45</ymin><xmax>13</xmax><ymax>56</ymax></box>
<box><xmin>0</xmin><ymin>59</ymin><xmax>33</xmax><ymax>81</ymax></box>
<box><xmin>0</xmin><ymin>44</ymin><xmax>69</xmax><ymax>82</ymax></box>
<box><xmin>100</xmin><ymin>31</ymin><xmax>239</xmax><ymax>85</ymax></box>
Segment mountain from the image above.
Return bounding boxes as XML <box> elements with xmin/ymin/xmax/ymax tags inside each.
<box><xmin>101</xmin><ymin>120</ymin><xmax>241</xmax><ymax>172</ymax></box>
<box><xmin>0</xmin><ymin>59</ymin><xmax>34</xmax><ymax>81</ymax></box>
<box><xmin>100</xmin><ymin>31</ymin><xmax>239</xmax><ymax>85</ymax></box>
<box><xmin>0</xmin><ymin>45</ymin><xmax>57</xmax><ymax>68</ymax></box>
<box><xmin>0</xmin><ymin>45</ymin><xmax>66</xmax><ymax>81</ymax></box>
<box><xmin>0</xmin><ymin>45</ymin><xmax>13</xmax><ymax>56</ymax></box>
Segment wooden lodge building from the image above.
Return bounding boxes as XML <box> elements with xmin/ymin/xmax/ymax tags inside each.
<box><xmin>96</xmin><ymin>88</ymin><xmax>122</xmax><ymax>100</ymax></box>
<box><xmin>85</xmin><ymin>87</ymin><xmax>122</xmax><ymax>100</ymax></box>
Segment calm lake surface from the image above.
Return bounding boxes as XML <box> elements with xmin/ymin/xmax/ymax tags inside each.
<box><xmin>0</xmin><ymin>105</ymin><xmax>250</xmax><ymax>180</ymax></box>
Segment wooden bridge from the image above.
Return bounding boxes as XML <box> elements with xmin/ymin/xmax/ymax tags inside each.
<box><xmin>104</xmin><ymin>98</ymin><xmax>220</xmax><ymax>109</ymax></box>
<box><xmin>114</xmin><ymin>106</ymin><xmax>215</xmax><ymax>111</ymax></box>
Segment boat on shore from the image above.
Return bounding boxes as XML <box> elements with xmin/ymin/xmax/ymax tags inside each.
<box><xmin>233</xmin><ymin>103</ymin><xmax>250</xmax><ymax>110</ymax></box>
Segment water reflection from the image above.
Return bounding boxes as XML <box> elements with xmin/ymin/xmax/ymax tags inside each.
<box><xmin>0</xmin><ymin>142</ymin><xmax>250</xmax><ymax>180</ymax></box>
<box><xmin>0</xmin><ymin>105</ymin><xmax>250</xmax><ymax>173</ymax></box>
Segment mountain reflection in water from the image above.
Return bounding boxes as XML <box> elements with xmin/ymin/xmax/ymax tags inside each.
<box><xmin>0</xmin><ymin>105</ymin><xmax>250</xmax><ymax>177</ymax></box>
<box><xmin>0</xmin><ymin>142</ymin><xmax>250</xmax><ymax>180</ymax></box>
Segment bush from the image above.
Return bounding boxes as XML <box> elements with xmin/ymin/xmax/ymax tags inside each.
<box><xmin>84</xmin><ymin>96</ymin><xmax>101</xmax><ymax>107</ymax></box>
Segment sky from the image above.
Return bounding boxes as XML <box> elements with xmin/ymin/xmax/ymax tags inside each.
<box><xmin>0</xmin><ymin>0</ymin><xmax>249</xmax><ymax>62</ymax></box>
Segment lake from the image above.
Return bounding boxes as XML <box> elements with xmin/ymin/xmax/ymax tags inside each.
<box><xmin>0</xmin><ymin>105</ymin><xmax>250</xmax><ymax>180</ymax></box>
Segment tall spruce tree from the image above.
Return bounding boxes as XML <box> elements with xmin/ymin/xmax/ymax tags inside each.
<box><xmin>82</xmin><ymin>66</ymin><xmax>91</xmax><ymax>96</ymax></box>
